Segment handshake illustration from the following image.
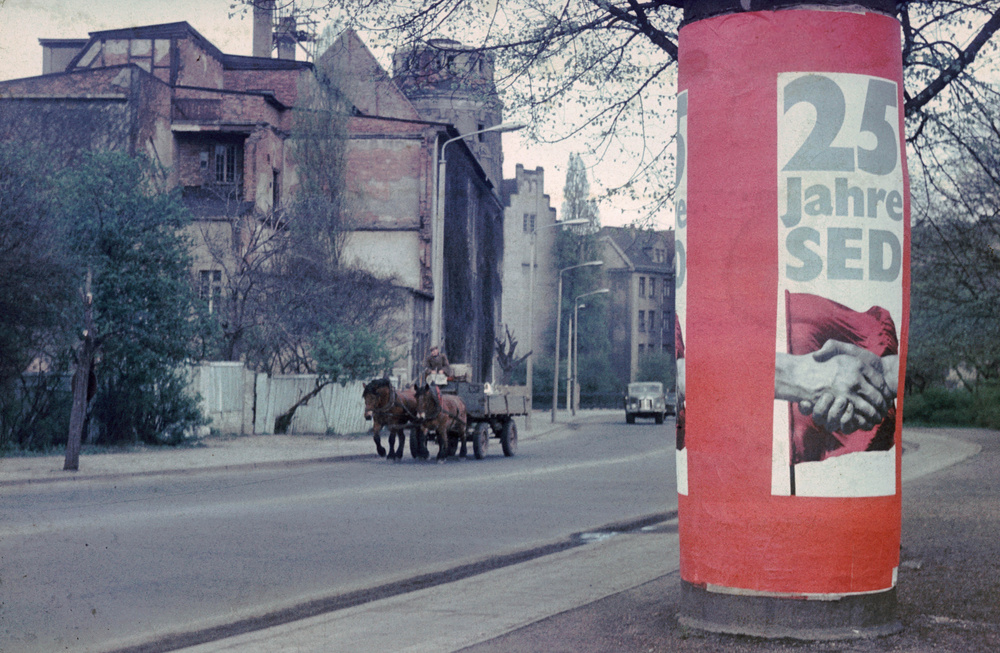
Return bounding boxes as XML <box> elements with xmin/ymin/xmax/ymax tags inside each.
<box><xmin>776</xmin><ymin>340</ymin><xmax>899</xmax><ymax>435</ymax></box>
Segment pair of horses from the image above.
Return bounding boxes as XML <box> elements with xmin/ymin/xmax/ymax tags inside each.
<box><xmin>361</xmin><ymin>378</ymin><xmax>468</xmax><ymax>462</ymax></box>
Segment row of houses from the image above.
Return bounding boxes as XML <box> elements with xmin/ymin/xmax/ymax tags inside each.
<box><xmin>0</xmin><ymin>8</ymin><xmax>675</xmax><ymax>429</ymax></box>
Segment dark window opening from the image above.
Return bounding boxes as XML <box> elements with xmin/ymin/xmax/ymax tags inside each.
<box><xmin>200</xmin><ymin>270</ymin><xmax>222</xmax><ymax>314</ymax></box>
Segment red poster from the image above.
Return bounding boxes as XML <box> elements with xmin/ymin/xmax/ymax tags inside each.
<box><xmin>677</xmin><ymin>8</ymin><xmax>908</xmax><ymax>596</ymax></box>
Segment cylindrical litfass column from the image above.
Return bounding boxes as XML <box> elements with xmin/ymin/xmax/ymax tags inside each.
<box><xmin>674</xmin><ymin>0</ymin><xmax>909</xmax><ymax>638</ymax></box>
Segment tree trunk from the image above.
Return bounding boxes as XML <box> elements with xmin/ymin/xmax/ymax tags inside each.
<box><xmin>65</xmin><ymin>271</ymin><xmax>95</xmax><ymax>471</ymax></box>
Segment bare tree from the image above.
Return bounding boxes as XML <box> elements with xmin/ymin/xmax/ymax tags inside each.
<box><xmin>237</xmin><ymin>1</ymin><xmax>1000</xmax><ymax>221</ymax></box>
<box><xmin>495</xmin><ymin>325</ymin><xmax>531</xmax><ymax>385</ymax></box>
<box><xmin>908</xmin><ymin>79</ymin><xmax>1000</xmax><ymax>391</ymax></box>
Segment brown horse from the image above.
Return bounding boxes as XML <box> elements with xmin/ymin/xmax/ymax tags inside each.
<box><xmin>415</xmin><ymin>383</ymin><xmax>468</xmax><ymax>461</ymax></box>
<box><xmin>362</xmin><ymin>379</ymin><xmax>420</xmax><ymax>460</ymax></box>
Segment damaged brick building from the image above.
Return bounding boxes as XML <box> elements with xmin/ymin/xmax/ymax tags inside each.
<box><xmin>0</xmin><ymin>17</ymin><xmax>507</xmax><ymax>383</ymax></box>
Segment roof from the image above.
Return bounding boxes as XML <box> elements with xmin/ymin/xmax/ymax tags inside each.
<box><xmin>600</xmin><ymin>226</ymin><xmax>675</xmax><ymax>272</ymax></box>
<box><xmin>316</xmin><ymin>30</ymin><xmax>422</xmax><ymax>121</ymax></box>
<box><xmin>79</xmin><ymin>22</ymin><xmax>224</xmax><ymax>62</ymax></box>
<box><xmin>66</xmin><ymin>22</ymin><xmax>312</xmax><ymax>74</ymax></box>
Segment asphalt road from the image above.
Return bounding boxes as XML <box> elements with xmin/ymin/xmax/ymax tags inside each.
<box><xmin>0</xmin><ymin>415</ymin><xmax>675</xmax><ymax>653</ymax></box>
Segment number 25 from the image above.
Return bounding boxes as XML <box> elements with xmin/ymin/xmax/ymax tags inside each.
<box><xmin>783</xmin><ymin>75</ymin><xmax>898</xmax><ymax>175</ymax></box>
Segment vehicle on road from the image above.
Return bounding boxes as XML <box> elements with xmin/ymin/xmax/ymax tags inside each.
<box><xmin>625</xmin><ymin>382</ymin><xmax>670</xmax><ymax>424</ymax></box>
<box><xmin>413</xmin><ymin>366</ymin><xmax>528</xmax><ymax>459</ymax></box>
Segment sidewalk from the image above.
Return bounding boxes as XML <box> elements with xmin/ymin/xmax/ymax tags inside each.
<box><xmin>463</xmin><ymin>427</ymin><xmax>1000</xmax><ymax>653</ymax></box>
<box><xmin>0</xmin><ymin>409</ymin><xmax>602</xmax><ymax>486</ymax></box>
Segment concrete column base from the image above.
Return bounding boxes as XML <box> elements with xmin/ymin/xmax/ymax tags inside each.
<box><xmin>678</xmin><ymin>581</ymin><xmax>902</xmax><ymax>640</ymax></box>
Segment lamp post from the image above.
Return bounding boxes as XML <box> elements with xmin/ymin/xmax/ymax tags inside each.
<box><xmin>526</xmin><ymin>217</ymin><xmax>589</xmax><ymax>428</ymax></box>
<box><xmin>432</xmin><ymin>122</ymin><xmax>525</xmax><ymax>353</ymax></box>
<box><xmin>551</xmin><ymin>260</ymin><xmax>603</xmax><ymax>423</ymax></box>
<box><xmin>572</xmin><ymin>288</ymin><xmax>609</xmax><ymax>415</ymax></box>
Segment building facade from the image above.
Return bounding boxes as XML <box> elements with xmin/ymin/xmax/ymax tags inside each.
<box><xmin>600</xmin><ymin>227</ymin><xmax>676</xmax><ymax>388</ymax></box>
<box><xmin>0</xmin><ymin>20</ymin><xmax>505</xmax><ymax>384</ymax></box>
<box><xmin>500</xmin><ymin>165</ymin><xmax>559</xmax><ymax>370</ymax></box>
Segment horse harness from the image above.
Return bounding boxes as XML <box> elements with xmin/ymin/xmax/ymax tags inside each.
<box><xmin>421</xmin><ymin>386</ymin><xmax>463</xmax><ymax>426</ymax></box>
<box><xmin>370</xmin><ymin>385</ymin><xmax>417</xmax><ymax>423</ymax></box>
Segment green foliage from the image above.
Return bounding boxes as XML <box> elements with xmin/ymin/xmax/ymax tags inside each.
<box><xmin>973</xmin><ymin>383</ymin><xmax>1000</xmax><ymax>430</ymax></box>
<box><xmin>637</xmin><ymin>350</ymin><xmax>676</xmax><ymax>389</ymax></box>
<box><xmin>0</xmin><ymin>142</ymin><xmax>74</xmax><ymax>452</ymax></box>
<box><xmin>0</xmin><ymin>375</ymin><xmax>72</xmax><ymax>453</ymax></box>
<box><xmin>903</xmin><ymin>388</ymin><xmax>976</xmax><ymax>426</ymax></box>
<box><xmin>92</xmin><ymin>368</ymin><xmax>205</xmax><ymax>446</ymax></box>
<box><xmin>903</xmin><ymin>383</ymin><xmax>1000</xmax><ymax>430</ymax></box>
<box><xmin>57</xmin><ymin>151</ymin><xmax>205</xmax><ymax>446</ymax></box>
<box><xmin>0</xmin><ymin>142</ymin><xmax>74</xmax><ymax>387</ymax></box>
<box><xmin>311</xmin><ymin>323</ymin><xmax>396</xmax><ymax>386</ymax></box>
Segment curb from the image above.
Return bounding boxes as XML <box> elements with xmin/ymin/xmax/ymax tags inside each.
<box><xmin>0</xmin><ymin>412</ymin><xmax>593</xmax><ymax>487</ymax></box>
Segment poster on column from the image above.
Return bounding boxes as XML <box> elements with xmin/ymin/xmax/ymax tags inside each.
<box><xmin>675</xmin><ymin>91</ymin><xmax>688</xmax><ymax>496</ymax></box>
<box><xmin>773</xmin><ymin>72</ymin><xmax>903</xmax><ymax>498</ymax></box>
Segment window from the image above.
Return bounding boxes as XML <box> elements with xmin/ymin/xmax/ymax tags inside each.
<box><xmin>199</xmin><ymin>270</ymin><xmax>222</xmax><ymax>313</ymax></box>
<box><xmin>215</xmin><ymin>144</ymin><xmax>239</xmax><ymax>183</ymax></box>
<box><xmin>649</xmin><ymin>310</ymin><xmax>656</xmax><ymax>333</ymax></box>
<box><xmin>523</xmin><ymin>213</ymin><xmax>536</xmax><ymax>233</ymax></box>
<box><xmin>477</xmin><ymin>123</ymin><xmax>486</xmax><ymax>142</ymax></box>
<box><xmin>638</xmin><ymin>344</ymin><xmax>646</xmax><ymax>355</ymax></box>
<box><xmin>638</xmin><ymin>310</ymin><xmax>646</xmax><ymax>333</ymax></box>
<box><xmin>639</xmin><ymin>276</ymin><xmax>646</xmax><ymax>298</ymax></box>
<box><xmin>650</xmin><ymin>277</ymin><xmax>656</xmax><ymax>299</ymax></box>
<box><xmin>272</xmin><ymin>169</ymin><xmax>280</xmax><ymax>211</ymax></box>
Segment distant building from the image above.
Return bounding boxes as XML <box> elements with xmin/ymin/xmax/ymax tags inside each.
<box><xmin>600</xmin><ymin>227</ymin><xmax>676</xmax><ymax>387</ymax></box>
<box><xmin>392</xmin><ymin>39</ymin><xmax>505</xmax><ymax>189</ymax></box>
<box><xmin>500</xmin><ymin>165</ymin><xmax>559</xmax><ymax>368</ymax></box>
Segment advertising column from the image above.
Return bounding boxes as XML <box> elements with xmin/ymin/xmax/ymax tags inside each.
<box><xmin>676</xmin><ymin>0</ymin><xmax>909</xmax><ymax>637</ymax></box>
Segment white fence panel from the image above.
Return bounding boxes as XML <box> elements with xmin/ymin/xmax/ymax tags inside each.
<box><xmin>189</xmin><ymin>364</ymin><xmax>370</xmax><ymax>436</ymax></box>
<box><xmin>188</xmin><ymin>362</ymin><xmax>254</xmax><ymax>434</ymax></box>
<box><xmin>255</xmin><ymin>375</ymin><xmax>368</xmax><ymax>435</ymax></box>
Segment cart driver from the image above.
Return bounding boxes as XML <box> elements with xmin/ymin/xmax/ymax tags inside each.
<box><xmin>424</xmin><ymin>346</ymin><xmax>452</xmax><ymax>384</ymax></box>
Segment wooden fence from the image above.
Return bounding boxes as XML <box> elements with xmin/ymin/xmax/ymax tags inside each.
<box><xmin>187</xmin><ymin>363</ymin><xmax>369</xmax><ymax>435</ymax></box>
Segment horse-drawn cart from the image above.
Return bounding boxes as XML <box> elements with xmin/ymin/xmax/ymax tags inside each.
<box><xmin>446</xmin><ymin>381</ymin><xmax>529</xmax><ymax>458</ymax></box>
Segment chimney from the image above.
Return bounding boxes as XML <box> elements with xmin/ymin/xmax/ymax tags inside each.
<box><xmin>275</xmin><ymin>15</ymin><xmax>297</xmax><ymax>60</ymax></box>
<box><xmin>252</xmin><ymin>0</ymin><xmax>275</xmax><ymax>58</ymax></box>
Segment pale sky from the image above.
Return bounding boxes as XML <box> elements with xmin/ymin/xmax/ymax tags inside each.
<box><xmin>0</xmin><ymin>0</ymin><xmax>668</xmax><ymax>227</ymax></box>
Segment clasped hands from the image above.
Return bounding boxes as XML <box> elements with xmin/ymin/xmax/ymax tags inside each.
<box><xmin>776</xmin><ymin>341</ymin><xmax>899</xmax><ymax>434</ymax></box>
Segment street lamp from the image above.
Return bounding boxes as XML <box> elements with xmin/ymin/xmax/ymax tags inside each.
<box><xmin>551</xmin><ymin>260</ymin><xmax>603</xmax><ymax>423</ymax></box>
<box><xmin>526</xmin><ymin>217</ymin><xmax>590</xmax><ymax>427</ymax></box>
<box><xmin>572</xmin><ymin>288</ymin><xmax>610</xmax><ymax>415</ymax></box>
<box><xmin>431</xmin><ymin>121</ymin><xmax>526</xmax><ymax>354</ymax></box>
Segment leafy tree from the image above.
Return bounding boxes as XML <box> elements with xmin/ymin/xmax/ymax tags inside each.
<box><xmin>637</xmin><ymin>349</ymin><xmax>677</xmax><ymax>389</ymax></box>
<box><xmin>57</xmin><ymin>152</ymin><xmax>205</xmax><ymax>463</ymax></box>
<box><xmin>0</xmin><ymin>143</ymin><xmax>72</xmax><ymax>388</ymax></box>
<box><xmin>554</xmin><ymin>152</ymin><xmax>612</xmax><ymax>406</ymax></box>
<box><xmin>0</xmin><ymin>142</ymin><xmax>76</xmax><ymax>452</ymax></box>
<box><xmin>273</xmin><ymin>323</ymin><xmax>397</xmax><ymax>433</ymax></box>
<box><xmin>236</xmin><ymin>1</ymin><xmax>1000</xmax><ymax>220</ymax></box>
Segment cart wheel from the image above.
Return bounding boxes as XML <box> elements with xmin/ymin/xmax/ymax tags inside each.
<box><xmin>500</xmin><ymin>418</ymin><xmax>518</xmax><ymax>457</ymax></box>
<box><xmin>472</xmin><ymin>422</ymin><xmax>489</xmax><ymax>459</ymax></box>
